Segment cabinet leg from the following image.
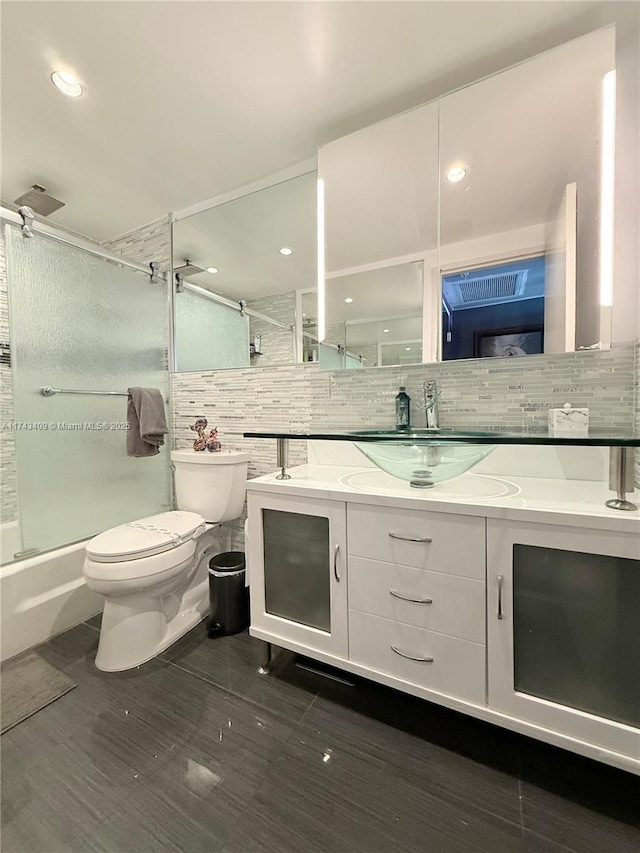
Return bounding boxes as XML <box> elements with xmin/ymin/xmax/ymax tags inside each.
<box><xmin>258</xmin><ymin>641</ymin><xmax>272</xmax><ymax>675</ymax></box>
<box><xmin>275</xmin><ymin>438</ymin><xmax>291</xmax><ymax>480</ymax></box>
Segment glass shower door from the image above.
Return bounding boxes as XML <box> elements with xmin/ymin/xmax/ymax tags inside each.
<box><xmin>6</xmin><ymin>226</ymin><xmax>172</xmax><ymax>555</ymax></box>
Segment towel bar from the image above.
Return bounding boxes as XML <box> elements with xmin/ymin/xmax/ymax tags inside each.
<box><xmin>40</xmin><ymin>385</ymin><xmax>130</xmax><ymax>397</ymax></box>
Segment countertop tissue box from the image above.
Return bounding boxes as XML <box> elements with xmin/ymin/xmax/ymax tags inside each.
<box><xmin>548</xmin><ymin>403</ymin><xmax>589</xmax><ymax>436</ymax></box>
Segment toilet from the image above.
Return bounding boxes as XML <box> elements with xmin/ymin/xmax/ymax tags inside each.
<box><xmin>83</xmin><ymin>449</ymin><xmax>249</xmax><ymax>671</ymax></box>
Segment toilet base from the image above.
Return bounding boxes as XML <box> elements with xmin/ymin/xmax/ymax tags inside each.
<box><xmin>94</xmin><ymin>576</ymin><xmax>209</xmax><ymax>672</ymax></box>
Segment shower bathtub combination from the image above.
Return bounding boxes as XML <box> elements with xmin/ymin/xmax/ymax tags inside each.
<box><xmin>0</xmin><ymin>207</ymin><xmax>173</xmax><ymax>661</ymax></box>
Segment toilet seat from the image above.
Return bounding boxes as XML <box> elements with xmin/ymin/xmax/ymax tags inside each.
<box><xmin>84</xmin><ymin>540</ymin><xmax>197</xmax><ymax>585</ymax></box>
<box><xmin>87</xmin><ymin>511</ymin><xmax>206</xmax><ymax>563</ymax></box>
<box><xmin>84</xmin><ymin>511</ymin><xmax>207</xmax><ymax>586</ymax></box>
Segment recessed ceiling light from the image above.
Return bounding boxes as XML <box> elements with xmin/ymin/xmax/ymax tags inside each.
<box><xmin>51</xmin><ymin>70</ymin><xmax>83</xmax><ymax>98</ymax></box>
<box><xmin>445</xmin><ymin>166</ymin><xmax>467</xmax><ymax>183</ymax></box>
<box><xmin>344</xmin><ymin>297</ymin><xmax>353</xmax><ymax>304</ymax></box>
<box><xmin>405</xmin><ymin>347</ymin><xmax>412</xmax><ymax>351</ymax></box>
<box><xmin>382</xmin><ymin>328</ymin><xmax>390</xmax><ymax>333</ymax></box>
<box><xmin>279</xmin><ymin>247</ymin><xmax>294</xmax><ymax>256</ymax></box>
<box><xmin>206</xmin><ymin>267</ymin><xmax>219</xmax><ymax>274</ymax></box>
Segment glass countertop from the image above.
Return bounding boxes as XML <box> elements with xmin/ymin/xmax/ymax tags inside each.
<box><xmin>243</xmin><ymin>428</ymin><xmax>640</xmax><ymax>447</ymax></box>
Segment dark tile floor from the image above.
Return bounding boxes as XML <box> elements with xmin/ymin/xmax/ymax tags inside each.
<box><xmin>2</xmin><ymin>618</ymin><xmax>639</xmax><ymax>853</ymax></box>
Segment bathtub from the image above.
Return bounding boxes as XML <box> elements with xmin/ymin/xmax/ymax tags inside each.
<box><xmin>0</xmin><ymin>534</ymin><xmax>103</xmax><ymax>663</ymax></box>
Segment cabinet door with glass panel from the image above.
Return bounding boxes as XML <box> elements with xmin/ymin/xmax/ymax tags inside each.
<box><xmin>487</xmin><ymin>519</ymin><xmax>640</xmax><ymax>765</ymax></box>
<box><xmin>247</xmin><ymin>492</ymin><xmax>348</xmax><ymax>657</ymax></box>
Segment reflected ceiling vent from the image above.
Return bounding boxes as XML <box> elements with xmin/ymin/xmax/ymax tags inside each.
<box><xmin>443</xmin><ymin>269</ymin><xmax>528</xmax><ymax>308</ymax></box>
<box><xmin>13</xmin><ymin>184</ymin><xmax>65</xmax><ymax>216</ymax></box>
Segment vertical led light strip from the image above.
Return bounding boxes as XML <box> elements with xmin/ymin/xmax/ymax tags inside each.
<box><xmin>317</xmin><ymin>177</ymin><xmax>326</xmax><ymax>342</ymax></box>
<box><xmin>599</xmin><ymin>70</ymin><xmax>616</xmax><ymax>310</ymax></box>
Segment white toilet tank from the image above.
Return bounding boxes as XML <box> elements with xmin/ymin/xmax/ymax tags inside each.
<box><xmin>170</xmin><ymin>449</ymin><xmax>250</xmax><ymax>523</ymax></box>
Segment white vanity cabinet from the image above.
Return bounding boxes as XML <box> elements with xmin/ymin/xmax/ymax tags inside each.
<box><xmin>247</xmin><ymin>477</ymin><xmax>640</xmax><ymax>773</ymax></box>
<box><xmin>487</xmin><ymin>519</ymin><xmax>640</xmax><ymax>760</ymax></box>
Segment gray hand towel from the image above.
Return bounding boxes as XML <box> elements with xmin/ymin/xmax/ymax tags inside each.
<box><xmin>127</xmin><ymin>387</ymin><xmax>168</xmax><ymax>457</ymax></box>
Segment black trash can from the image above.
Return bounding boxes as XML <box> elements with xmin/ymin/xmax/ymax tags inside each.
<box><xmin>207</xmin><ymin>551</ymin><xmax>248</xmax><ymax>638</ymax></box>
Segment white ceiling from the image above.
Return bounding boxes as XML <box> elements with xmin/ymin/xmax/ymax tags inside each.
<box><xmin>1</xmin><ymin>0</ymin><xmax>600</xmax><ymax>242</ymax></box>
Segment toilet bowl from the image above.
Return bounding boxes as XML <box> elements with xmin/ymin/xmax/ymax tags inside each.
<box><xmin>83</xmin><ymin>449</ymin><xmax>249</xmax><ymax>671</ymax></box>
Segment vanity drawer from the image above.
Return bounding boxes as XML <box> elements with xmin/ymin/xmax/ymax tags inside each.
<box><xmin>349</xmin><ymin>610</ymin><xmax>486</xmax><ymax>705</ymax></box>
<box><xmin>348</xmin><ymin>504</ymin><xmax>485</xmax><ymax>579</ymax></box>
<box><xmin>348</xmin><ymin>556</ymin><xmax>485</xmax><ymax>642</ymax></box>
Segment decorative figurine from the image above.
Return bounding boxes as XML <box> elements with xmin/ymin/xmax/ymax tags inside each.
<box><xmin>205</xmin><ymin>426</ymin><xmax>222</xmax><ymax>452</ymax></box>
<box><xmin>189</xmin><ymin>418</ymin><xmax>222</xmax><ymax>452</ymax></box>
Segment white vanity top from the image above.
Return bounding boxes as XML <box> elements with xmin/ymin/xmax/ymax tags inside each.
<box><xmin>247</xmin><ymin>464</ymin><xmax>640</xmax><ymax>535</ymax></box>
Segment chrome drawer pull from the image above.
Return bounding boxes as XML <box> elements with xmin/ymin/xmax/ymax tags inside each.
<box><xmin>333</xmin><ymin>544</ymin><xmax>340</xmax><ymax>582</ymax></box>
<box><xmin>497</xmin><ymin>574</ymin><xmax>504</xmax><ymax>620</ymax></box>
<box><xmin>389</xmin><ymin>531</ymin><xmax>432</xmax><ymax>543</ymax></box>
<box><xmin>391</xmin><ymin>645</ymin><xmax>434</xmax><ymax>663</ymax></box>
<box><xmin>389</xmin><ymin>589</ymin><xmax>433</xmax><ymax>604</ymax></box>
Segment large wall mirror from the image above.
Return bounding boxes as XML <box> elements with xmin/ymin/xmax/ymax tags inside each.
<box><xmin>318</xmin><ymin>27</ymin><xmax>616</xmax><ymax>370</ymax></box>
<box><xmin>172</xmin><ymin>171</ymin><xmax>316</xmax><ymax>372</ymax></box>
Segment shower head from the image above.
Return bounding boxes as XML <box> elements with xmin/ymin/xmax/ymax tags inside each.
<box><xmin>13</xmin><ymin>184</ymin><xmax>65</xmax><ymax>216</ymax></box>
<box><xmin>174</xmin><ymin>259</ymin><xmax>205</xmax><ymax>293</ymax></box>
<box><xmin>174</xmin><ymin>260</ymin><xmax>205</xmax><ymax>278</ymax></box>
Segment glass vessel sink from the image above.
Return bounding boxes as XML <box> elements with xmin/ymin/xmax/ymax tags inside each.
<box><xmin>350</xmin><ymin>430</ymin><xmax>497</xmax><ymax>488</ymax></box>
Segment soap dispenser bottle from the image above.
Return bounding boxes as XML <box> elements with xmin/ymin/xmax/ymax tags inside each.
<box><xmin>395</xmin><ymin>386</ymin><xmax>411</xmax><ymax>432</ymax></box>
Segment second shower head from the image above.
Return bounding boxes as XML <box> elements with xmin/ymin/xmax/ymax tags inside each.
<box><xmin>174</xmin><ymin>260</ymin><xmax>205</xmax><ymax>279</ymax></box>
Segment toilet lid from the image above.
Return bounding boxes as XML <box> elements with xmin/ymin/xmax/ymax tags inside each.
<box><xmin>86</xmin><ymin>511</ymin><xmax>206</xmax><ymax>562</ymax></box>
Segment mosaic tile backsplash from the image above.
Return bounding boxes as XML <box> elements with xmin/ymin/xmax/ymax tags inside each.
<box><xmin>172</xmin><ymin>343</ymin><xmax>638</xmax><ymax>548</ymax></box>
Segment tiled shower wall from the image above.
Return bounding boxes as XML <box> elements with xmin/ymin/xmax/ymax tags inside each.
<box><xmin>172</xmin><ymin>343</ymin><xmax>637</xmax><ymax>548</ymax></box>
<box><xmin>101</xmin><ymin>217</ymin><xmax>171</xmax><ymax>270</ymax></box>
<box><xmin>247</xmin><ymin>290</ymin><xmax>297</xmax><ymax>367</ymax></box>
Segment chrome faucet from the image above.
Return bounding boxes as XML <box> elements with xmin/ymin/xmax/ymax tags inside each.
<box><xmin>423</xmin><ymin>380</ymin><xmax>439</xmax><ymax>429</ymax></box>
